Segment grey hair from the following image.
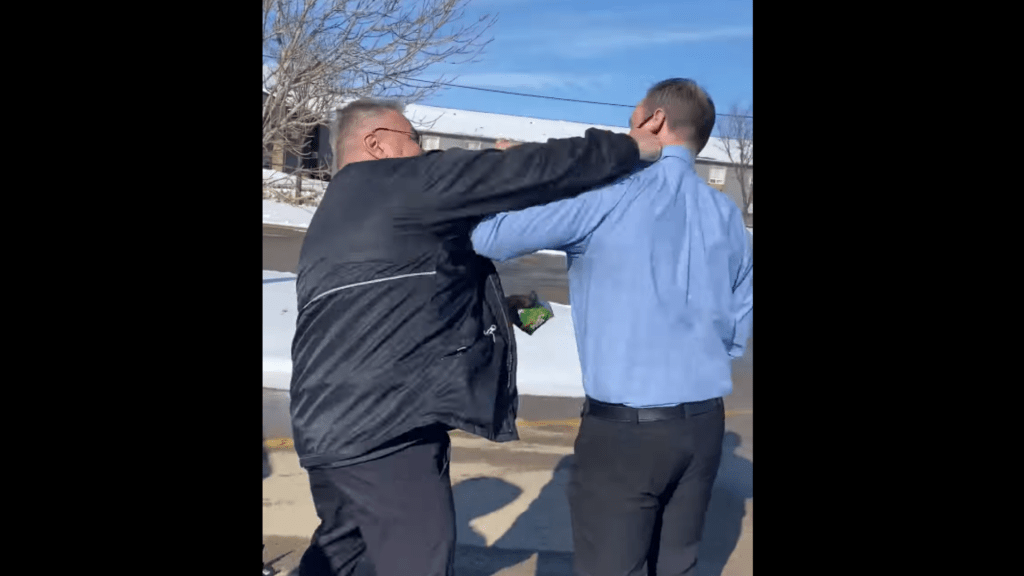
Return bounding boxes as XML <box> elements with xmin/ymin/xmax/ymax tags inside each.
<box><xmin>330</xmin><ymin>98</ymin><xmax>406</xmax><ymax>168</ymax></box>
<box><xmin>642</xmin><ymin>78</ymin><xmax>716</xmax><ymax>154</ymax></box>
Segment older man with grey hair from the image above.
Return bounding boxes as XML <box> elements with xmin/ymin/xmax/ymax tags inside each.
<box><xmin>290</xmin><ymin>98</ymin><xmax>662</xmax><ymax>576</ymax></box>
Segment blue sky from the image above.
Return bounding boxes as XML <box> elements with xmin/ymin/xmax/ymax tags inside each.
<box><xmin>417</xmin><ymin>0</ymin><xmax>752</xmax><ymax>128</ymax></box>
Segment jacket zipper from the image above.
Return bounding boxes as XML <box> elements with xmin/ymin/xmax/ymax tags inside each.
<box><xmin>487</xmin><ymin>276</ymin><xmax>514</xmax><ymax>396</ymax></box>
<box><xmin>454</xmin><ymin>325</ymin><xmax>495</xmax><ymax>355</ymax></box>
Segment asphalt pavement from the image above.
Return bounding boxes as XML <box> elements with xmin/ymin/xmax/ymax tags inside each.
<box><xmin>262</xmin><ymin>249</ymin><xmax>752</xmax><ymax>575</ymax></box>
<box><xmin>263</xmin><ymin>353</ymin><xmax>752</xmax><ymax>576</ymax></box>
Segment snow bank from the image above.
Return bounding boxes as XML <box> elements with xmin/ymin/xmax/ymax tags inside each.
<box><xmin>263</xmin><ymin>270</ymin><xmax>299</xmax><ymax>390</ymax></box>
<box><xmin>263</xmin><ymin>200</ymin><xmax>316</xmax><ymax>230</ymax></box>
<box><xmin>508</xmin><ymin>302</ymin><xmax>583</xmax><ymax>397</ymax></box>
<box><xmin>263</xmin><ymin>169</ymin><xmax>330</xmax><ymax>194</ymax></box>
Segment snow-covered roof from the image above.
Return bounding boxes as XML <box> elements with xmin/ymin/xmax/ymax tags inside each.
<box><xmin>266</xmin><ymin>85</ymin><xmax>750</xmax><ymax>165</ymax></box>
<box><xmin>402</xmin><ymin>103</ymin><xmax>749</xmax><ymax>166</ymax></box>
<box><xmin>405</xmin><ymin>103</ymin><xmax>626</xmax><ymax>145</ymax></box>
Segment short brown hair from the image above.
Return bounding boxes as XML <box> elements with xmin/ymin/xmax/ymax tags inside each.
<box><xmin>330</xmin><ymin>98</ymin><xmax>405</xmax><ymax>167</ymax></box>
<box><xmin>643</xmin><ymin>79</ymin><xmax>716</xmax><ymax>154</ymax></box>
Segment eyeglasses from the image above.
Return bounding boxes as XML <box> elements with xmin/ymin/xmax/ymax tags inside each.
<box><xmin>632</xmin><ymin>112</ymin><xmax>654</xmax><ymax>130</ymax></box>
<box><xmin>371</xmin><ymin>127</ymin><xmax>421</xmax><ymax>147</ymax></box>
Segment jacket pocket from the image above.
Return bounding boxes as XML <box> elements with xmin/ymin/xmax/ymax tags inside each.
<box><xmin>442</xmin><ymin>323</ymin><xmax>499</xmax><ymax>358</ymax></box>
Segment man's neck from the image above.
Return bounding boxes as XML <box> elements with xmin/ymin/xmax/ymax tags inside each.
<box><xmin>660</xmin><ymin>138</ymin><xmax>697</xmax><ymax>157</ymax></box>
<box><xmin>338</xmin><ymin>153</ymin><xmax>373</xmax><ymax>169</ymax></box>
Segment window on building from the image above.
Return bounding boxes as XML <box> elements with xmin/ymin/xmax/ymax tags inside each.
<box><xmin>422</xmin><ymin>136</ymin><xmax>440</xmax><ymax>151</ymax></box>
<box><xmin>465</xmin><ymin>140</ymin><xmax>482</xmax><ymax>150</ymax></box>
<box><xmin>708</xmin><ymin>166</ymin><xmax>726</xmax><ymax>185</ymax></box>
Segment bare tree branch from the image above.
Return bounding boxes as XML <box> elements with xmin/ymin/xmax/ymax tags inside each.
<box><xmin>263</xmin><ymin>0</ymin><xmax>497</xmax><ymax>204</ymax></box>
<box><xmin>714</xmin><ymin>103</ymin><xmax>754</xmax><ymax>220</ymax></box>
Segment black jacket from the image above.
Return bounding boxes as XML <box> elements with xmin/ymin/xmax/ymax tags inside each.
<box><xmin>289</xmin><ymin>128</ymin><xmax>642</xmax><ymax>469</ymax></box>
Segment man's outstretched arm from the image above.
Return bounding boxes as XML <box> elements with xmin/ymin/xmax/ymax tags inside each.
<box><xmin>470</xmin><ymin>177</ymin><xmax>635</xmax><ymax>262</ymax></box>
<box><xmin>404</xmin><ymin>129</ymin><xmax>658</xmax><ymax>229</ymax></box>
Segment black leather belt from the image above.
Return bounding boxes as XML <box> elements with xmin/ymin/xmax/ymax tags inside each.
<box><xmin>582</xmin><ymin>396</ymin><xmax>723</xmax><ymax>423</ymax></box>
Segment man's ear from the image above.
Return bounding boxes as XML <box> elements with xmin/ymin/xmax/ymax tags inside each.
<box><xmin>363</xmin><ymin>133</ymin><xmax>385</xmax><ymax>159</ymax></box>
<box><xmin>649</xmin><ymin>108</ymin><xmax>668</xmax><ymax>135</ymax></box>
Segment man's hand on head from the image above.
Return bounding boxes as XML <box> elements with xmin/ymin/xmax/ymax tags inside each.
<box><xmin>628</xmin><ymin>128</ymin><xmax>662</xmax><ymax>163</ymax></box>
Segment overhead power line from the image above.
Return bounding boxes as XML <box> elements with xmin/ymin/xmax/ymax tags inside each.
<box><xmin>262</xmin><ymin>58</ymin><xmax>752</xmax><ymax>119</ymax></box>
<box><xmin>399</xmin><ymin>76</ymin><xmax>754</xmax><ymax>119</ymax></box>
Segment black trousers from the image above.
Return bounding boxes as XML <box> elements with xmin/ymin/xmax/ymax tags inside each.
<box><xmin>297</xmin><ymin>427</ymin><xmax>455</xmax><ymax>576</ymax></box>
<box><xmin>567</xmin><ymin>397</ymin><xmax>725</xmax><ymax>576</ymax></box>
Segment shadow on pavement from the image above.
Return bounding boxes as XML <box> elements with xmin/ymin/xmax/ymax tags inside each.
<box><xmin>451</xmin><ymin>433</ymin><xmax>752</xmax><ymax>576</ymax></box>
<box><xmin>696</xmin><ymin>432</ymin><xmax>753</xmax><ymax>576</ymax></box>
<box><xmin>454</xmin><ymin>477</ymin><xmax>523</xmax><ymax>547</ymax></box>
<box><xmin>453</xmin><ymin>456</ymin><xmax>575</xmax><ymax>575</ymax></box>
<box><xmin>266</xmin><ymin>434</ymin><xmax>751</xmax><ymax>576</ymax></box>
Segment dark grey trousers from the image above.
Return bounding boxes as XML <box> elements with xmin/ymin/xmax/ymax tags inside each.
<box><xmin>297</xmin><ymin>427</ymin><xmax>455</xmax><ymax>576</ymax></box>
<box><xmin>567</xmin><ymin>398</ymin><xmax>725</xmax><ymax>576</ymax></box>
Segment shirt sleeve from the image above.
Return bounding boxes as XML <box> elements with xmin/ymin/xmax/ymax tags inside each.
<box><xmin>729</xmin><ymin>226</ymin><xmax>754</xmax><ymax>358</ymax></box>
<box><xmin>470</xmin><ymin>176</ymin><xmax>634</xmax><ymax>262</ymax></box>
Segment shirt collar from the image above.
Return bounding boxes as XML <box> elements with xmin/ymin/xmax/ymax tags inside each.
<box><xmin>659</xmin><ymin>145</ymin><xmax>694</xmax><ymax>165</ymax></box>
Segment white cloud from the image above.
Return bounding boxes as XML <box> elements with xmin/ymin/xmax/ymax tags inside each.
<box><xmin>450</xmin><ymin>72</ymin><xmax>614</xmax><ymax>92</ymax></box>
<box><xmin>507</xmin><ymin>25</ymin><xmax>753</xmax><ymax>58</ymax></box>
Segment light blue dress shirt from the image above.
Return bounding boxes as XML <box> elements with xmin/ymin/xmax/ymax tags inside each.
<box><xmin>470</xmin><ymin>146</ymin><xmax>753</xmax><ymax>408</ymax></box>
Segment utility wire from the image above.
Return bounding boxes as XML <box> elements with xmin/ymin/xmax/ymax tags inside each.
<box><xmin>399</xmin><ymin>76</ymin><xmax>754</xmax><ymax>119</ymax></box>
<box><xmin>262</xmin><ymin>59</ymin><xmax>753</xmax><ymax>119</ymax></box>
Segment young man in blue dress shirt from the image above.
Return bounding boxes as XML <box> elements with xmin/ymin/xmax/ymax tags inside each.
<box><xmin>471</xmin><ymin>79</ymin><xmax>753</xmax><ymax>576</ymax></box>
